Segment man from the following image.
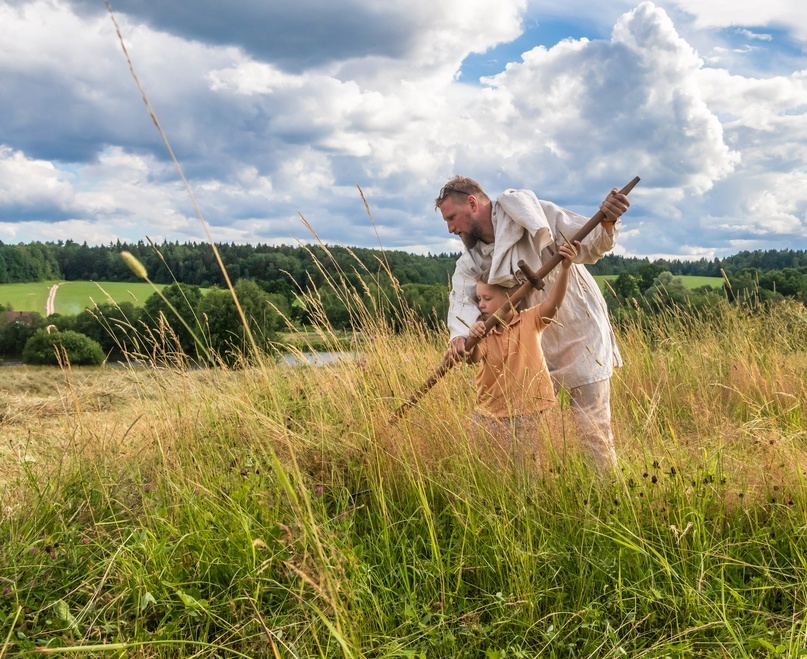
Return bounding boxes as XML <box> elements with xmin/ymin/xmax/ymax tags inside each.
<box><xmin>436</xmin><ymin>176</ymin><xmax>630</xmax><ymax>472</ymax></box>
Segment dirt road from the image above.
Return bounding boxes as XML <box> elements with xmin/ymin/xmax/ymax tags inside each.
<box><xmin>46</xmin><ymin>283</ymin><xmax>60</xmax><ymax>316</ymax></box>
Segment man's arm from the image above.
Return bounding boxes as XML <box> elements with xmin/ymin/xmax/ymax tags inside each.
<box><xmin>447</xmin><ymin>254</ymin><xmax>481</xmax><ymax>340</ymax></box>
<box><xmin>444</xmin><ymin>254</ymin><xmax>482</xmax><ymax>360</ymax></box>
<box><xmin>543</xmin><ymin>202</ymin><xmax>613</xmax><ymax>263</ymax></box>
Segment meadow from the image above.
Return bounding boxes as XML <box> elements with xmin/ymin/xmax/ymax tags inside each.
<box><xmin>1</xmin><ymin>271</ymin><xmax>806</xmax><ymax>657</ymax></box>
<box><xmin>0</xmin><ymin>276</ymin><xmax>722</xmax><ymax>318</ymax></box>
<box><xmin>0</xmin><ymin>281</ymin><xmax>168</xmax><ymax>316</ymax></box>
<box><xmin>592</xmin><ymin>275</ymin><xmax>724</xmax><ymax>292</ymax></box>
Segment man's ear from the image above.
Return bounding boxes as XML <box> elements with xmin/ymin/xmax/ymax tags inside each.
<box><xmin>468</xmin><ymin>194</ymin><xmax>478</xmax><ymax>211</ymax></box>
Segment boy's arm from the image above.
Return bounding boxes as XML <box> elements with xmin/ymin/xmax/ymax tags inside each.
<box><xmin>465</xmin><ymin>321</ymin><xmax>486</xmax><ymax>364</ymax></box>
<box><xmin>538</xmin><ymin>241</ymin><xmax>577</xmax><ymax>321</ymax></box>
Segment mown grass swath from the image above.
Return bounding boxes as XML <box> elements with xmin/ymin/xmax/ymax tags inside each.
<box><xmin>1</xmin><ymin>240</ymin><xmax>806</xmax><ymax>656</ymax></box>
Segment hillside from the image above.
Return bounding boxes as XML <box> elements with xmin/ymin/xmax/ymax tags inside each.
<box><xmin>1</xmin><ymin>295</ymin><xmax>805</xmax><ymax>656</ymax></box>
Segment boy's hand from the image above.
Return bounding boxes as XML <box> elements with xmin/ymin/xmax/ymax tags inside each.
<box><xmin>468</xmin><ymin>320</ymin><xmax>487</xmax><ymax>339</ymax></box>
<box><xmin>558</xmin><ymin>240</ymin><xmax>580</xmax><ymax>269</ymax></box>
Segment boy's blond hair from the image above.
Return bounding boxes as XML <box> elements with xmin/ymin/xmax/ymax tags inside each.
<box><xmin>475</xmin><ymin>269</ymin><xmax>527</xmax><ymax>311</ymax></box>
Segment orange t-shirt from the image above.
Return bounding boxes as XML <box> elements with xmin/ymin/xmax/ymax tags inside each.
<box><xmin>468</xmin><ymin>306</ymin><xmax>556</xmax><ymax>419</ymax></box>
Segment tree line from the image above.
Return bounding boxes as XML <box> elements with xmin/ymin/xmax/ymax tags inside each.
<box><xmin>1</xmin><ymin>241</ymin><xmax>805</xmax><ymax>365</ymax></box>
<box><xmin>3</xmin><ymin>240</ymin><xmax>806</xmax><ymax>287</ymax></box>
<box><xmin>587</xmin><ymin>249</ymin><xmax>807</xmax><ymax>277</ymax></box>
<box><xmin>0</xmin><ymin>240</ymin><xmax>457</xmax><ymax>288</ymax></box>
<box><xmin>2</xmin><ymin>240</ymin><xmax>805</xmax><ymax>311</ymax></box>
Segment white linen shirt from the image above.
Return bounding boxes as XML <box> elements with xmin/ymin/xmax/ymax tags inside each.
<box><xmin>448</xmin><ymin>189</ymin><xmax>623</xmax><ymax>389</ymax></box>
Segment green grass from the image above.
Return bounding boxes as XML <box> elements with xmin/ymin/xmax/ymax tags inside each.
<box><xmin>0</xmin><ymin>281</ymin><xmax>168</xmax><ymax>316</ymax></box>
<box><xmin>1</xmin><ymin>277</ymin><xmax>722</xmax><ymax>317</ymax></box>
<box><xmin>593</xmin><ymin>274</ymin><xmax>724</xmax><ymax>292</ymax></box>
<box><xmin>1</xmin><ymin>266</ymin><xmax>806</xmax><ymax>657</ymax></box>
<box><xmin>0</xmin><ymin>281</ymin><xmax>56</xmax><ymax>315</ymax></box>
<box><xmin>673</xmin><ymin>275</ymin><xmax>725</xmax><ymax>289</ymax></box>
<box><xmin>49</xmin><ymin>281</ymin><xmax>169</xmax><ymax>316</ymax></box>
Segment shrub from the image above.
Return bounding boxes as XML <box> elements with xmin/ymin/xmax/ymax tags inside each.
<box><xmin>0</xmin><ymin>311</ymin><xmax>45</xmax><ymax>356</ymax></box>
<box><xmin>22</xmin><ymin>328</ymin><xmax>105</xmax><ymax>366</ymax></box>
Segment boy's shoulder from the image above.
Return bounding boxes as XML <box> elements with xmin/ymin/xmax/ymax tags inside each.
<box><xmin>511</xmin><ymin>306</ymin><xmax>547</xmax><ymax>330</ymax></box>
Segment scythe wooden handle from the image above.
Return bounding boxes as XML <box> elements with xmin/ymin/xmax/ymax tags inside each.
<box><xmin>390</xmin><ymin>176</ymin><xmax>640</xmax><ymax>421</ymax></box>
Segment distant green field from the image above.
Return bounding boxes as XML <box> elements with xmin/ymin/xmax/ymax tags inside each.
<box><xmin>593</xmin><ymin>274</ymin><xmax>724</xmax><ymax>293</ymax></box>
<box><xmin>0</xmin><ymin>281</ymin><xmax>54</xmax><ymax>314</ymax></box>
<box><xmin>1</xmin><ymin>276</ymin><xmax>724</xmax><ymax>316</ymax></box>
<box><xmin>0</xmin><ymin>281</ymin><xmax>168</xmax><ymax>316</ymax></box>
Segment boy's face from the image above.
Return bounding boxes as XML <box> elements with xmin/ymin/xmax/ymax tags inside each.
<box><xmin>475</xmin><ymin>282</ymin><xmax>509</xmax><ymax>320</ymax></box>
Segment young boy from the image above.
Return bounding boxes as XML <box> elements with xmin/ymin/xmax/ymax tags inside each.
<box><xmin>465</xmin><ymin>241</ymin><xmax>578</xmax><ymax>465</ymax></box>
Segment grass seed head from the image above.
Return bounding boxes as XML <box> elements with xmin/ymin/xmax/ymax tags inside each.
<box><xmin>121</xmin><ymin>251</ymin><xmax>148</xmax><ymax>279</ymax></box>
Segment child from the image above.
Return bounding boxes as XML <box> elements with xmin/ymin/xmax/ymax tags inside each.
<box><xmin>466</xmin><ymin>241</ymin><xmax>578</xmax><ymax>465</ymax></box>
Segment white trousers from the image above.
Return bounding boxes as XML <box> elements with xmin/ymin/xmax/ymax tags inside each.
<box><xmin>564</xmin><ymin>379</ymin><xmax>618</xmax><ymax>472</ymax></box>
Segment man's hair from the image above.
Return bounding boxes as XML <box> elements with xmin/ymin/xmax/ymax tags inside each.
<box><xmin>435</xmin><ymin>176</ymin><xmax>490</xmax><ymax>209</ymax></box>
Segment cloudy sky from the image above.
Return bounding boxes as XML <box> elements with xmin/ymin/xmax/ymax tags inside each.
<box><xmin>1</xmin><ymin>0</ymin><xmax>805</xmax><ymax>259</ymax></box>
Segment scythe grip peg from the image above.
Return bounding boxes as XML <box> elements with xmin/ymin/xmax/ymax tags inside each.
<box><xmin>517</xmin><ymin>260</ymin><xmax>545</xmax><ymax>291</ymax></box>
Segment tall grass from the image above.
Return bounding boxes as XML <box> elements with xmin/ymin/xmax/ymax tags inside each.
<box><xmin>1</xmin><ymin>247</ymin><xmax>806</xmax><ymax>657</ymax></box>
<box><xmin>5</xmin><ymin>5</ymin><xmax>804</xmax><ymax>653</ymax></box>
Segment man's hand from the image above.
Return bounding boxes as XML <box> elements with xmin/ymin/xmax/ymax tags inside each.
<box><xmin>600</xmin><ymin>188</ymin><xmax>630</xmax><ymax>225</ymax></box>
<box><xmin>442</xmin><ymin>336</ymin><xmax>467</xmax><ymax>366</ymax></box>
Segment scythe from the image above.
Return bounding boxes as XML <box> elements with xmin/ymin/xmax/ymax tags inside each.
<box><xmin>391</xmin><ymin>176</ymin><xmax>641</xmax><ymax>422</ymax></box>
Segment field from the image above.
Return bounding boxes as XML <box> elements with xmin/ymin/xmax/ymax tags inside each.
<box><xmin>0</xmin><ymin>281</ymin><xmax>168</xmax><ymax>316</ymax></box>
<box><xmin>1</xmin><ymin>276</ymin><xmax>722</xmax><ymax>317</ymax></box>
<box><xmin>593</xmin><ymin>274</ymin><xmax>724</xmax><ymax>292</ymax></box>
<box><xmin>0</xmin><ymin>281</ymin><xmax>57</xmax><ymax>315</ymax></box>
<box><xmin>1</xmin><ymin>279</ymin><xmax>806</xmax><ymax>657</ymax></box>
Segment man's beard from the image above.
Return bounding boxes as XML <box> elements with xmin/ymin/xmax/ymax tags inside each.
<box><xmin>460</xmin><ymin>224</ymin><xmax>484</xmax><ymax>250</ymax></box>
<box><xmin>460</xmin><ymin>233</ymin><xmax>477</xmax><ymax>249</ymax></box>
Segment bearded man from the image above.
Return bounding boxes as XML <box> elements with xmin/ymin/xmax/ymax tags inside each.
<box><xmin>436</xmin><ymin>176</ymin><xmax>630</xmax><ymax>472</ymax></box>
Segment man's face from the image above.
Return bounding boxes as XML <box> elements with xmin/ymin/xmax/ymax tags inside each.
<box><xmin>439</xmin><ymin>195</ymin><xmax>483</xmax><ymax>249</ymax></box>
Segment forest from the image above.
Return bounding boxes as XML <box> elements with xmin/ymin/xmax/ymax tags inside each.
<box><xmin>4</xmin><ymin>240</ymin><xmax>807</xmax><ymax>289</ymax></box>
